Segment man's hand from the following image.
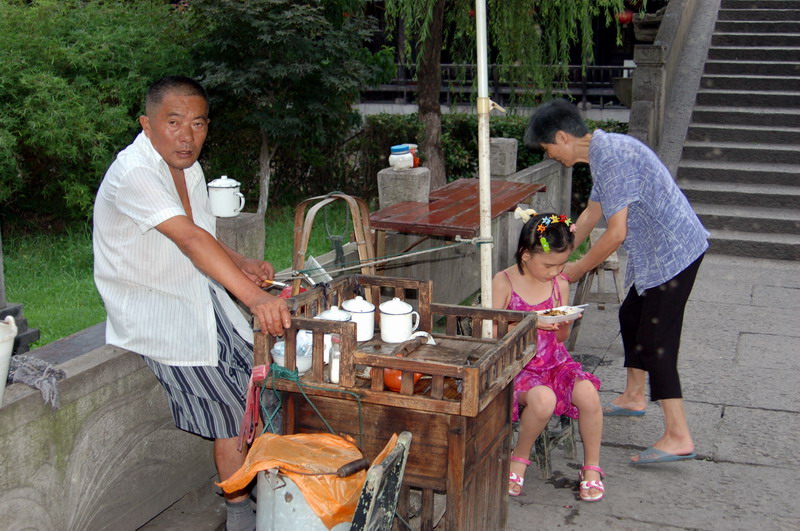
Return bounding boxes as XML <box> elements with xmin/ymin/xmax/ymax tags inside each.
<box><xmin>238</xmin><ymin>257</ymin><xmax>276</xmax><ymax>285</ymax></box>
<box><xmin>248</xmin><ymin>292</ymin><xmax>291</xmax><ymax>336</ymax></box>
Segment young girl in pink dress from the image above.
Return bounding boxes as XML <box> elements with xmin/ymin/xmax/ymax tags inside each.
<box><xmin>492</xmin><ymin>209</ymin><xmax>605</xmax><ymax>502</ymax></box>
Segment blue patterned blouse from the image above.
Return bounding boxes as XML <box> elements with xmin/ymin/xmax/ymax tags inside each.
<box><xmin>588</xmin><ymin>129</ymin><xmax>709</xmax><ymax>294</ymax></box>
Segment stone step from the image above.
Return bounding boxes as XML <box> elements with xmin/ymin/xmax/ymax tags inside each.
<box><xmin>680</xmin><ymin>180</ymin><xmax>800</xmax><ymax>209</ymax></box>
<box><xmin>708</xmin><ymin>46</ymin><xmax>800</xmax><ymax>61</ymax></box>
<box><xmin>700</xmin><ymin>74</ymin><xmax>800</xmax><ymax>91</ymax></box>
<box><xmin>695</xmin><ymin>88</ymin><xmax>800</xmax><ymax>108</ymax></box>
<box><xmin>719</xmin><ymin>8</ymin><xmax>800</xmax><ymax>21</ymax></box>
<box><xmin>677</xmin><ymin>160</ymin><xmax>800</xmax><ymax>186</ymax></box>
<box><xmin>682</xmin><ymin>140</ymin><xmax>800</xmax><ymax>165</ymax></box>
<box><xmin>704</xmin><ymin>60</ymin><xmax>800</xmax><ymax>76</ymax></box>
<box><xmin>690</xmin><ymin>105</ymin><xmax>800</xmax><ymax>127</ymax></box>
<box><xmin>722</xmin><ymin>0</ymin><xmax>800</xmax><ymax>8</ymax></box>
<box><xmin>712</xmin><ymin>32</ymin><xmax>800</xmax><ymax>47</ymax></box>
<box><xmin>715</xmin><ymin>20</ymin><xmax>800</xmax><ymax>33</ymax></box>
<box><xmin>705</xmin><ymin>228</ymin><xmax>800</xmax><ymax>260</ymax></box>
<box><xmin>685</xmin><ymin>122</ymin><xmax>800</xmax><ymax>144</ymax></box>
<box><xmin>690</xmin><ymin>203</ymin><xmax>800</xmax><ymax>235</ymax></box>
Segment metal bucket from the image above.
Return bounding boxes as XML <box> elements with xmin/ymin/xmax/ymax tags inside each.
<box><xmin>255</xmin><ymin>470</ymin><xmax>350</xmax><ymax>531</ymax></box>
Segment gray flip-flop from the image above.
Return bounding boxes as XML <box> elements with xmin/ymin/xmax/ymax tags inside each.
<box><xmin>631</xmin><ymin>446</ymin><xmax>697</xmax><ymax>464</ymax></box>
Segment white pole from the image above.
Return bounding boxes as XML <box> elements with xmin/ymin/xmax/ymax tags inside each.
<box><xmin>475</xmin><ymin>0</ymin><xmax>494</xmax><ymax>338</ymax></box>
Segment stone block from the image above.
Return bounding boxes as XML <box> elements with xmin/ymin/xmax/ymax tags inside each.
<box><xmin>0</xmin><ymin>345</ymin><xmax>215</xmax><ymax>530</ymax></box>
<box><xmin>377</xmin><ymin>167</ymin><xmax>431</xmax><ymax>209</ymax></box>
<box><xmin>216</xmin><ymin>212</ymin><xmax>265</xmax><ymax>260</ymax></box>
<box><xmin>490</xmin><ymin>137</ymin><xmax>518</xmax><ymax>177</ymax></box>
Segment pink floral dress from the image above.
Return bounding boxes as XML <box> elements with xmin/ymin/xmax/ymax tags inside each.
<box><xmin>504</xmin><ymin>272</ymin><xmax>601</xmax><ymax>421</ymax></box>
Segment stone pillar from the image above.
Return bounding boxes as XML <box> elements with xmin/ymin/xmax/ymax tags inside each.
<box><xmin>215</xmin><ymin>212</ymin><xmax>265</xmax><ymax>260</ymax></box>
<box><xmin>490</xmin><ymin>138</ymin><xmax>518</xmax><ymax>179</ymax></box>
<box><xmin>377</xmin><ymin>166</ymin><xmax>431</xmax><ymax>209</ymax></box>
<box><xmin>0</xmin><ymin>223</ymin><xmax>40</xmax><ymax>354</ymax></box>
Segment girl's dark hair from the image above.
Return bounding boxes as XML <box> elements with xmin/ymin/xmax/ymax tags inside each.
<box><xmin>515</xmin><ymin>212</ymin><xmax>575</xmax><ymax>274</ymax></box>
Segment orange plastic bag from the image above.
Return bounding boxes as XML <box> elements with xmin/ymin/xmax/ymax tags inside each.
<box><xmin>219</xmin><ymin>432</ymin><xmax>397</xmax><ymax>529</ymax></box>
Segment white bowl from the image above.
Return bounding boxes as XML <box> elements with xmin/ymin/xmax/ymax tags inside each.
<box><xmin>271</xmin><ymin>352</ymin><xmax>312</xmax><ymax>374</ymax></box>
<box><xmin>534</xmin><ymin>305</ymin><xmax>585</xmax><ymax>324</ymax></box>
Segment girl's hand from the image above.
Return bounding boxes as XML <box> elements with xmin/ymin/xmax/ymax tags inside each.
<box><xmin>537</xmin><ymin>321</ymin><xmax>561</xmax><ymax>331</ymax></box>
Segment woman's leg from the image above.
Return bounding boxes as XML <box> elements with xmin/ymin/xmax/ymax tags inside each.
<box><xmin>572</xmin><ymin>379</ymin><xmax>604</xmax><ymax>498</ymax></box>
<box><xmin>510</xmin><ymin>386</ymin><xmax>556</xmax><ymax>494</ymax></box>
<box><xmin>612</xmin><ymin>287</ymin><xmax>648</xmax><ymax>411</ymax></box>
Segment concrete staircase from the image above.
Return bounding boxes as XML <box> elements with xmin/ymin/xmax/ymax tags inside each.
<box><xmin>677</xmin><ymin>0</ymin><xmax>800</xmax><ymax>260</ymax></box>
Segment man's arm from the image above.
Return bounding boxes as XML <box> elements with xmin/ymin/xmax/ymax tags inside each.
<box><xmin>564</xmin><ymin>204</ymin><xmax>627</xmax><ymax>282</ymax></box>
<box><xmin>156</xmin><ymin>215</ymin><xmax>290</xmax><ymax>335</ymax></box>
<box><xmin>218</xmin><ymin>239</ymin><xmax>276</xmax><ymax>285</ymax></box>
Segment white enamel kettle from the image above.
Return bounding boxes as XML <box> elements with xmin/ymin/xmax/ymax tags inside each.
<box><xmin>0</xmin><ymin>316</ymin><xmax>18</xmax><ymax>406</ymax></box>
<box><xmin>207</xmin><ymin>175</ymin><xmax>245</xmax><ymax>217</ymax></box>
<box><xmin>379</xmin><ymin>298</ymin><xmax>419</xmax><ymax>343</ymax></box>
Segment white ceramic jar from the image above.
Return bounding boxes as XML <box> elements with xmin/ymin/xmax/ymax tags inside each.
<box><xmin>379</xmin><ymin>297</ymin><xmax>420</xmax><ymax>343</ymax></box>
<box><xmin>341</xmin><ymin>295</ymin><xmax>375</xmax><ymax>342</ymax></box>
<box><xmin>207</xmin><ymin>175</ymin><xmax>245</xmax><ymax>217</ymax></box>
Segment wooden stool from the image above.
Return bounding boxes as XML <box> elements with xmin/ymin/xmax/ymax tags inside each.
<box><xmin>532</xmin><ymin>416</ymin><xmax>577</xmax><ymax>479</ymax></box>
<box><xmin>566</xmin><ymin>228</ymin><xmax>624</xmax><ymax>351</ymax></box>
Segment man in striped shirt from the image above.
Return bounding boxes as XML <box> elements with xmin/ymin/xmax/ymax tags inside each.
<box><xmin>93</xmin><ymin>76</ymin><xmax>290</xmax><ymax>531</ymax></box>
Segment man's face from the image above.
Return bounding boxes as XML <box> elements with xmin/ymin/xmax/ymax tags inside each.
<box><xmin>139</xmin><ymin>91</ymin><xmax>209</xmax><ymax>172</ymax></box>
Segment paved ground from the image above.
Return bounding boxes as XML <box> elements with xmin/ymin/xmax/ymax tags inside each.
<box><xmin>505</xmin><ymin>253</ymin><xmax>800</xmax><ymax>531</ymax></box>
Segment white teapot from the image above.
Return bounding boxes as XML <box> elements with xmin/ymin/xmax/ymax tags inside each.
<box><xmin>207</xmin><ymin>175</ymin><xmax>245</xmax><ymax>217</ymax></box>
<box><xmin>379</xmin><ymin>297</ymin><xmax>420</xmax><ymax>343</ymax></box>
<box><xmin>341</xmin><ymin>296</ymin><xmax>375</xmax><ymax>342</ymax></box>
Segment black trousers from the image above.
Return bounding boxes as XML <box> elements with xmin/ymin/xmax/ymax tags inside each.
<box><xmin>619</xmin><ymin>253</ymin><xmax>704</xmax><ymax>401</ymax></box>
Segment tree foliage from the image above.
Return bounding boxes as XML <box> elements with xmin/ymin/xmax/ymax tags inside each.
<box><xmin>190</xmin><ymin>0</ymin><xmax>394</xmax><ymax>213</ymax></box>
<box><xmin>0</xmin><ymin>0</ymin><xmax>195</xmax><ymax>221</ymax></box>
<box><xmin>382</xmin><ymin>0</ymin><xmax>628</xmax><ymax>186</ymax></box>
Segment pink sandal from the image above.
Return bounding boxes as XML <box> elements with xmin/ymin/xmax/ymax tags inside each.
<box><xmin>508</xmin><ymin>455</ymin><xmax>531</xmax><ymax>496</ymax></box>
<box><xmin>579</xmin><ymin>465</ymin><xmax>605</xmax><ymax>502</ymax></box>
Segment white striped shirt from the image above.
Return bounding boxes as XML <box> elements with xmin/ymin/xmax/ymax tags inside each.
<box><xmin>93</xmin><ymin>132</ymin><xmax>252</xmax><ymax>366</ymax></box>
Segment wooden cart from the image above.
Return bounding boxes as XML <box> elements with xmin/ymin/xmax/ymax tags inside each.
<box><xmin>254</xmin><ymin>275</ymin><xmax>537</xmax><ymax>531</ymax></box>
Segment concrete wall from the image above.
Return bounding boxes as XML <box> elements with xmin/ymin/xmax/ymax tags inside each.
<box><xmin>0</xmin><ymin>345</ymin><xmax>215</xmax><ymax>531</ymax></box>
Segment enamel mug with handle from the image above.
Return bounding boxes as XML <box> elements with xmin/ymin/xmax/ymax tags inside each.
<box><xmin>341</xmin><ymin>295</ymin><xmax>375</xmax><ymax>342</ymax></box>
<box><xmin>207</xmin><ymin>175</ymin><xmax>245</xmax><ymax>217</ymax></box>
<box><xmin>379</xmin><ymin>297</ymin><xmax>420</xmax><ymax>343</ymax></box>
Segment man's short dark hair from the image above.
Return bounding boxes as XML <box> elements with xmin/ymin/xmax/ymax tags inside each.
<box><xmin>524</xmin><ymin>99</ymin><xmax>589</xmax><ymax>148</ymax></box>
<box><xmin>145</xmin><ymin>76</ymin><xmax>208</xmax><ymax>116</ymax></box>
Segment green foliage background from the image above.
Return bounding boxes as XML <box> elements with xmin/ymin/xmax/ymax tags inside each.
<box><xmin>0</xmin><ymin>0</ymin><xmax>196</xmax><ymax>223</ymax></box>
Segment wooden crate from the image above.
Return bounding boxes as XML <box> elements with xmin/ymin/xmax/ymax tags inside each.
<box><xmin>253</xmin><ymin>275</ymin><xmax>537</xmax><ymax>531</ymax></box>
<box><xmin>254</xmin><ymin>274</ymin><xmax>537</xmax><ymax>417</ymax></box>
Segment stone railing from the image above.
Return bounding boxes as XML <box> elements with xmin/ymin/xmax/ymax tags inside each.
<box><xmin>629</xmin><ymin>0</ymin><xmax>700</xmax><ymax>149</ymax></box>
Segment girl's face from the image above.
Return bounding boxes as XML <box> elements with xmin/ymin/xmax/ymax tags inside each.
<box><xmin>521</xmin><ymin>248</ymin><xmax>571</xmax><ymax>282</ymax></box>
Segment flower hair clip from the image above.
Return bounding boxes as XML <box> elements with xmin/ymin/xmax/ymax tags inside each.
<box><xmin>535</xmin><ymin>214</ymin><xmax>577</xmax><ymax>251</ymax></box>
<box><xmin>513</xmin><ymin>207</ymin><xmax>537</xmax><ymax>223</ymax></box>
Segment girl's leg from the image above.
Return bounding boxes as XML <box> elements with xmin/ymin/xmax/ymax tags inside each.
<box><xmin>510</xmin><ymin>386</ymin><xmax>556</xmax><ymax>495</ymax></box>
<box><xmin>572</xmin><ymin>379</ymin><xmax>604</xmax><ymax>499</ymax></box>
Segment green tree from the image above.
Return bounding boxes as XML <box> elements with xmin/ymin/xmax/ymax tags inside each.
<box><xmin>0</xmin><ymin>0</ymin><xmax>197</xmax><ymax>222</ymax></box>
<box><xmin>191</xmin><ymin>0</ymin><xmax>393</xmax><ymax>213</ymax></box>
<box><xmin>384</xmin><ymin>0</ymin><xmax>628</xmax><ymax>189</ymax></box>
